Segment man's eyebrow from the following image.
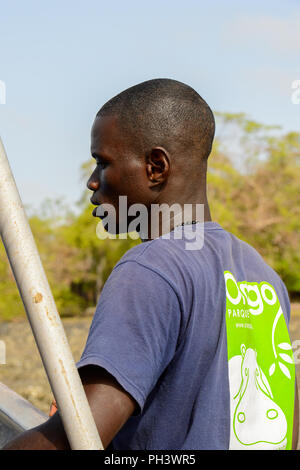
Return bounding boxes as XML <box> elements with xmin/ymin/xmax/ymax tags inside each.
<box><xmin>91</xmin><ymin>152</ymin><xmax>109</xmax><ymax>160</ymax></box>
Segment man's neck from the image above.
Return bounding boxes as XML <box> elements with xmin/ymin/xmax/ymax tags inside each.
<box><xmin>139</xmin><ymin>199</ymin><xmax>211</xmax><ymax>242</ymax></box>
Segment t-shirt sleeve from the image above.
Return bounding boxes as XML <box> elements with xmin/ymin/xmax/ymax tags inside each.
<box><xmin>76</xmin><ymin>260</ymin><xmax>182</xmax><ymax>413</ymax></box>
<box><xmin>280</xmin><ymin>279</ymin><xmax>291</xmax><ymax>325</ymax></box>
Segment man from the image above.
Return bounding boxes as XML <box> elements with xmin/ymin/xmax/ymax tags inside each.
<box><xmin>3</xmin><ymin>79</ymin><xmax>298</xmax><ymax>450</ymax></box>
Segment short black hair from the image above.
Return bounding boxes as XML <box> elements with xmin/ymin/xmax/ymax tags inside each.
<box><xmin>97</xmin><ymin>78</ymin><xmax>215</xmax><ymax>162</ymax></box>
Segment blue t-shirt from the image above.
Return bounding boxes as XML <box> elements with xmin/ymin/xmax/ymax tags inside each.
<box><xmin>77</xmin><ymin>222</ymin><xmax>294</xmax><ymax>450</ymax></box>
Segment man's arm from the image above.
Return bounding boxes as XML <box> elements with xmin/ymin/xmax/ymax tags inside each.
<box><xmin>2</xmin><ymin>365</ymin><xmax>136</xmax><ymax>450</ymax></box>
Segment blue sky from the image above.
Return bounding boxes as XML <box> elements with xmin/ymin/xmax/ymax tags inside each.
<box><xmin>0</xmin><ymin>0</ymin><xmax>299</xmax><ymax>212</ymax></box>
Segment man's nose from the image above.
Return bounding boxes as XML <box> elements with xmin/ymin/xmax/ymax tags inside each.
<box><xmin>87</xmin><ymin>170</ymin><xmax>100</xmax><ymax>191</ymax></box>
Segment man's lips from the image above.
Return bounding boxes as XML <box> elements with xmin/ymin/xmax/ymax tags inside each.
<box><xmin>92</xmin><ymin>204</ymin><xmax>103</xmax><ymax>217</ymax></box>
<box><xmin>92</xmin><ymin>203</ymin><xmax>107</xmax><ymax>218</ymax></box>
<box><xmin>90</xmin><ymin>196</ymin><xmax>101</xmax><ymax>217</ymax></box>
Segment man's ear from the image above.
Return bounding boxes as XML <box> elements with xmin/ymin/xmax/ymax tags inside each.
<box><xmin>146</xmin><ymin>147</ymin><xmax>170</xmax><ymax>187</ymax></box>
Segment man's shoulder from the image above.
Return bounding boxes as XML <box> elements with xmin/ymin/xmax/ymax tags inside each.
<box><xmin>113</xmin><ymin>238</ymin><xmax>175</xmax><ymax>280</ymax></box>
<box><xmin>114</xmin><ymin>223</ymin><xmax>238</xmax><ymax>278</ymax></box>
<box><xmin>118</xmin><ymin>222</ymin><xmax>225</xmax><ymax>261</ymax></box>
<box><xmin>115</xmin><ymin>239</ymin><xmax>160</xmax><ymax>265</ymax></box>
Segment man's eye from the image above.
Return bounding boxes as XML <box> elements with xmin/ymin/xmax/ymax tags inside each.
<box><xmin>96</xmin><ymin>160</ymin><xmax>107</xmax><ymax>169</ymax></box>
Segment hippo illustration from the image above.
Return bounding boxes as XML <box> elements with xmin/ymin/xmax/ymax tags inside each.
<box><xmin>228</xmin><ymin>344</ymin><xmax>287</xmax><ymax>449</ymax></box>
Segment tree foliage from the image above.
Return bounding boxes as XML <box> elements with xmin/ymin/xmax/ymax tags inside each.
<box><xmin>0</xmin><ymin>114</ymin><xmax>299</xmax><ymax>320</ymax></box>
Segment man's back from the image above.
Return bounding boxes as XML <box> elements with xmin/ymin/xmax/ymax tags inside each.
<box><xmin>77</xmin><ymin>221</ymin><xmax>295</xmax><ymax>449</ymax></box>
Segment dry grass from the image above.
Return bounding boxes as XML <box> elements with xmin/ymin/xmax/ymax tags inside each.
<box><xmin>0</xmin><ymin>317</ymin><xmax>91</xmax><ymax>413</ymax></box>
<box><xmin>292</xmin><ymin>303</ymin><xmax>300</xmax><ymax>317</ymax></box>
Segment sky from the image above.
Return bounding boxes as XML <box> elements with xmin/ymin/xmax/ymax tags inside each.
<box><xmin>0</xmin><ymin>0</ymin><xmax>299</xmax><ymax>213</ymax></box>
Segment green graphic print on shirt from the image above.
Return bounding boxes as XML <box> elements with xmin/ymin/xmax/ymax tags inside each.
<box><xmin>224</xmin><ymin>271</ymin><xmax>295</xmax><ymax>450</ymax></box>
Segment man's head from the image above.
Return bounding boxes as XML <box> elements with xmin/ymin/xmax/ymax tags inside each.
<box><xmin>87</xmin><ymin>78</ymin><xmax>215</xmax><ymax>234</ymax></box>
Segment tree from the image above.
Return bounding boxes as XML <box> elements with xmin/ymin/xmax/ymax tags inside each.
<box><xmin>1</xmin><ymin>114</ymin><xmax>299</xmax><ymax>321</ymax></box>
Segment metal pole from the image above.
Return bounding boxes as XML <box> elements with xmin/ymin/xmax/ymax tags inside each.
<box><xmin>0</xmin><ymin>138</ymin><xmax>103</xmax><ymax>450</ymax></box>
